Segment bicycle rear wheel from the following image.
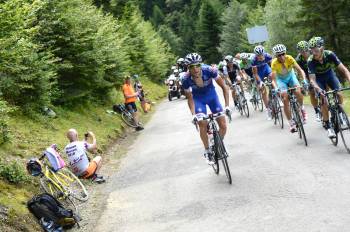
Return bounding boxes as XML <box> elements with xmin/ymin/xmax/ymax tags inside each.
<box><xmin>121</xmin><ymin>111</ymin><xmax>138</xmax><ymax>128</ymax></box>
<box><xmin>56</xmin><ymin>168</ymin><xmax>89</xmax><ymax>202</ymax></box>
<box><xmin>213</xmin><ymin>132</ymin><xmax>232</xmax><ymax>184</ymax></box>
<box><xmin>337</xmin><ymin>107</ymin><xmax>350</xmax><ymax>153</ymax></box>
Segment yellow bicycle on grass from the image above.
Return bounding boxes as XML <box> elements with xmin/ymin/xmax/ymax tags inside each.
<box><xmin>27</xmin><ymin>150</ymin><xmax>89</xmax><ymax>212</ymax></box>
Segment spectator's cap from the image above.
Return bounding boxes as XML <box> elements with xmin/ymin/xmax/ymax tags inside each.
<box><xmin>133</xmin><ymin>74</ymin><xmax>139</xmax><ymax>80</ymax></box>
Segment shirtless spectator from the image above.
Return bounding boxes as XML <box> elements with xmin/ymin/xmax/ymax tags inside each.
<box><xmin>65</xmin><ymin>129</ymin><xmax>105</xmax><ymax>183</ymax></box>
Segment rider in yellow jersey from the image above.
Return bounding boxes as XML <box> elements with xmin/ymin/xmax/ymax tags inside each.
<box><xmin>271</xmin><ymin>44</ymin><xmax>308</xmax><ymax>133</ymax></box>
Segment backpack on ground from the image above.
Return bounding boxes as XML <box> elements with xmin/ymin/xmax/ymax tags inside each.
<box><xmin>27</xmin><ymin>193</ymin><xmax>79</xmax><ymax>231</ymax></box>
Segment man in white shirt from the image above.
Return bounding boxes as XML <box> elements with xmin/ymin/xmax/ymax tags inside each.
<box><xmin>65</xmin><ymin>129</ymin><xmax>105</xmax><ymax>183</ymax></box>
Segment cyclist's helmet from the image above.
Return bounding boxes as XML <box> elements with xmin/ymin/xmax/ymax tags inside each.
<box><xmin>308</xmin><ymin>37</ymin><xmax>324</xmax><ymax>48</ymax></box>
<box><xmin>224</xmin><ymin>55</ymin><xmax>234</xmax><ymax>63</ymax></box>
<box><xmin>176</xmin><ymin>58</ymin><xmax>185</xmax><ymax>64</ymax></box>
<box><xmin>296</xmin><ymin>41</ymin><xmax>309</xmax><ymax>52</ymax></box>
<box><xmin>185</xmin><ymin>53</ymin><xmax>202</xmax><ymax>65</ymax></box>
<box><xmin>26</xmin><ymin>158</ymin><xmax>42</xmax><ymax>176</ymax></box>
<box><xmin>240</xmin><ymin>53</ymin><xmax>250</xmax><ymax>60</ymax></box>
<box><xmin>254</xmin><ymin>45</ymin><xmax>265</xmax><ymax>55</ymax></box>
<box><xmin>272</xmin><ymin>44</ymin><xmax>287</xmax><ymax>55</ymax></box>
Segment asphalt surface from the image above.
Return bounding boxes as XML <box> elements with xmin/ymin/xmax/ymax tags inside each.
<box><xmin>95</xmin><ymin>90</ymin><xmax>350</xmax><ymax>232</ymax></box>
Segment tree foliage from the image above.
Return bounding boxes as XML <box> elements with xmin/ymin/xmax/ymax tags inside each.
<box><xmin>219</xmin><ymin>0</ymin><xmax>247</xmax><ymax>56</ymax></box>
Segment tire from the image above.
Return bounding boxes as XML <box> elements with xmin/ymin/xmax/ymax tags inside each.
<box><xmin>213</xmin><ymin>131</ymin><xmax>232</xmax><ymax>184</ymax></box>
<box><xmin>241</xmin><ymin>93</ymin><xmax>249</xmax><ymax>118</ymax></box>
<box><xmin>330</xmin><ymin>110</ymin><xmax>339</xmax><ymax>146</ymax></box>
<box><xmin>251</xmin><ymin>88</ymin><xmax>258</xmax><ymax>111</ymax></box>
<box><xmin>337</xmin><ymin>106</ymin><xmax>350</xmax><ymax>153</ymax></box>
<box><xmin>56</xmin><ymin>168</ymin><xmax>89</xmax><ymax>202</ymax></box>
<box><xmin>40</xmin><ymin>176</ymin><xmax>78</xmax><ymax>212</ymax></box>
<box><xmin>257</xmin><ymin>90</ymin><xmax>264</xmax><ymax>112</ymax></box>
<box><xmin>293</xmin><ymin>103</ymin><xmax>308</xmax><ymax>146</ymax></box>
<box><xmin>168</xmin><ymin>93</ymin><xmax>172</xmax><ymax>101</ymax></box>
<box><xmin>275</xmin><ymin>97</ymin><xmax>284</xmax><ymax>129</ymax></box>
<box><xmin>121</xmin><ymin>111</ymin><xmax>138</xmax><ymax>128</ymax></box>
<box><xmin>237</xmin><ymin>96</ymin><xmax>243</xmax><ymax>116</ymax></box>
<box><xmin>211</xmin><ymin>146</ymin><xmax>219</xmax><ymax>175</ymax></box>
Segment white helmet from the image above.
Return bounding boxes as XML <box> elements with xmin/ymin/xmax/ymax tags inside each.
<box><xmin>272</xmin><ymin>44</ymin><xmax>287</xmax><ymax>55</ymax></box>
<box><xmin>240</xmin><ymin>53</ymin><xmax>250</xmax><ymax>59</ymax></box>
<box><xmin>254</xmin><ymin>45</ymin><xmax>265</xmax><ymax>55</ymax></box>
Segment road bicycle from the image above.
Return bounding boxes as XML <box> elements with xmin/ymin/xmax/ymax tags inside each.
<box><xmin>248</xmin><ymin>77</ymin><xmax>264</xmax><ymax>112</ymax></box>
<box><xmin>113</xmin><ymin>104</ymin><xmax>138</xmax><ymax>128</ymax></box>
<box><xmin>264</xmin><ymin>77</ymin><xmax>284</xmax><ymax>129</ymax></box>
<box><xmin>30</xmin><ymin>153</ymin><xmax>89</xmax><ymax>212</ymax></box>
<box><xmin>287</xmin><ymin>87</ymin><xmax>308</xmax><ymax>146</ymax></box>
<box><xmin>195</xmin><ymin>112</ymin><xmax>232</xmax><ymax>184</ymax></box>
<box><xmin>323</xmin><ymin>87</ymin><xmax>350</xmax><ymax>153</ymax></box>
<box><xmin>229</xmin><ymin>82</ymin><xmax>249</xmax><ymax>118</ymax></box>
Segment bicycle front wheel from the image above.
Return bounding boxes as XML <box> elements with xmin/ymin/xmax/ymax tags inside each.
<box><xmin>338</xmin><ymin>106</ymin><xmax>350</xmax><ymax>153</ymax></box>
<box><xmin>121</xmin><ymin>111</ymin><xmax>138</xmax><ymax>128</ymax></box>
<box><xmin>55</xmin><ymin>168</ymin><xmax>89</xmax><ymax>202</ymax></box>
<box><xmin>293</xmin><ymin>103</ymin><xmax>308</xmax><ymax>146</ymax></box>
<box><xmin>241</xmin><ymin>93</ymin><xmax>249</xmax><ymax>118</ymax></box>
<box><xmin>330</xmin><ymin>111</ymin><xmax>339</xmax><ymax>146</ymax></box>
<box><xmin>257</xmin><ymin>90</ymin><xmax>264</xmax><ymax>112</ymax></box>
<box><xmin>275</xmin><ymin>97</ymin><xmax>284</xmax><ymax>129</ymax></box>
<box><xmin>213</xmin><ymin>132</ymin><xmax>232</xmax><ymax>184</ymax></box>
<box><xmin>40</xmin><ymin>176</ymin><xmax>78</xmax><ymax>212</ymax></box>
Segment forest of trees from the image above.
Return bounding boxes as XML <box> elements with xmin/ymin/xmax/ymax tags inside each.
<box><xmin>95</xmin><ymin>0</ymin><xmax>350</xmax><ymax>65</ymax></box>
<box><xmin>0</xmin><ymin>0</ymin><xmax>349</xmax><ymax>115</ymax></box>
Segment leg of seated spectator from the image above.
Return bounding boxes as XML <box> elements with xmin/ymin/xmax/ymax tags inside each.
<box><xmin>93</xmin><ymin>156</ymin><xmax>102</xmax><ymax>173</ymax></box>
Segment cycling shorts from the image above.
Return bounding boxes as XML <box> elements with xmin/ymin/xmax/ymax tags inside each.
<box><xmin>316</xmin><ymin>71</ymin><xmax>340</xmax><ymax>91</ymax></box>
<box><xmin>194</xmin><ymin>91</ymin><xmax>223</xmax><ymax>117</ymax></box>
<box><xmin>276</xmin><ymin>72</ymin><xmax>300</xmax><ymax>92</ymax></box>
<box><xmin>125</xmin><ymin>102</ymin><xmax>137</xmax><ymax>113</ymax></box>
<box><xmin>244</xmin><ymin>67</ymin><xmax>253</xmax><ymax>78</ymax></box>
<box><xmin>257</xmin><ymin>64</ymin><xmax>272</xmax><ymax>82</ymax></box>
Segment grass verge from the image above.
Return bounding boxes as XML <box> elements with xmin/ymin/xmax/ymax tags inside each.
<box><xmin>0</xmin><ymin>79</ymin><xmax>167</xmax><ymax>231</ymax></box>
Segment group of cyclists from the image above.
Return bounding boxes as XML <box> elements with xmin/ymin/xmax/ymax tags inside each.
<box><xmin>177</xmin><ymin>36</ymin><xmax>350</xmax><ymax>164</ymax></box>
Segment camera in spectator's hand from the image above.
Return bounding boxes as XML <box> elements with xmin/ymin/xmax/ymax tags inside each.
<box><xmin>84</xmin><ymin>133</ymin><xmax>89</xmax><ymax>140</ymax></box>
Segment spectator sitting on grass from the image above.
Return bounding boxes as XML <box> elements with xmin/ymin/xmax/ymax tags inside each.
<box><xmin>65</xmin><ymin>129</ymin><xmax>105</xmax><ymax>183</ymax></box>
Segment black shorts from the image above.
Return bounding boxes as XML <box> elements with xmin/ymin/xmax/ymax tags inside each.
<box><xmin>125</xmin><ymin>102</ymin><xmax>137</xmax><ymax>113</ymax></box>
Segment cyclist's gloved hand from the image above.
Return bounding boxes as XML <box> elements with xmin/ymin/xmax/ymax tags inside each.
<box><xmin>302</xmin><ymin>79</ymin><xmax>309</xmax><ymax>89</ymax></box>
<box><xmin>192</xmin><ymin>115</ymin><xmax>198</xmax><ymax>125</ymax></box>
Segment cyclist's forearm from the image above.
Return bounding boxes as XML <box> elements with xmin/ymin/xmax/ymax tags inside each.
<box><xmin>186</xmin><ymin>93</ymin><xmax>195</xmax><ymax>115</ymax></box>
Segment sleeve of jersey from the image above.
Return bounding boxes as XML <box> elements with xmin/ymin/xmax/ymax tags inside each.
<box><xmin>182</xmin><ymin>78</ymin><xmax>191</xmax><ymax>92</ymax></box>
<box><xmin>330</xmin><ymin>52</ymin><xmax>341</xmax><ymax>66</ymax></box>
<box><xmin>271</xmin><ymin>59</ymin><xmax>277</xmax><ymax>73</ymax></box>
<box><xmin>210</xmin><ymin>66</ymin><xmax>219</xmax><ymax>80</ymax></box>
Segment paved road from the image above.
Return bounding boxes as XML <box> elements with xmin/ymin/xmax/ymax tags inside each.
<box><xmin>96</xmin><ymin>93</ymin><xmax>350</xmax><ymax>232</ymax></box>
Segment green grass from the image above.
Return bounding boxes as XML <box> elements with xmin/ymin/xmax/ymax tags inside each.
<box><xmin>0</xmin><ymin>79</ymin><xmax>167</xmax><ymax>230</ymax></box>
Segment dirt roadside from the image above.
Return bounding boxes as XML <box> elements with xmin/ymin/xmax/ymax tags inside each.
<box><xmin>71</xmin><ymin>108</ymin><xmax>156</xmax><ymax>231</ymax></box>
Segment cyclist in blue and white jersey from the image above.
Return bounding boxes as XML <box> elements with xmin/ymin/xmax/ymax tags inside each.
<box><xmin>251</xmin><ymin>45</ymin><xmax>273</xmax><ymax>120</ymax></box>
<box><xmin>182</xmin><ymin>53</ymin><xmax>231</xmax><ymax>164</ymax></box>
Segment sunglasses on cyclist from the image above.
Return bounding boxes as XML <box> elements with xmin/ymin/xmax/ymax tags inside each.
<box><xmin>189</xmin><ymin>64</ymin><xmax>201</xmax><ymax>69</ymax></box>
<box><xmin>277</xmin><ymin>53</ymin><xmax>285</xmax><ymax>57</ymax></box>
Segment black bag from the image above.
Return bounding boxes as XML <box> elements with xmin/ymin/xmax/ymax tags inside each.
<box><xmin>113</xmin><ymin>104</ymin><xmax>125</xmax><ymax>114</ymax></box>
<box><xmin>27</xmin><ymin>193</ymin><xmax>78</xmax><ymax>231</ymax></box>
